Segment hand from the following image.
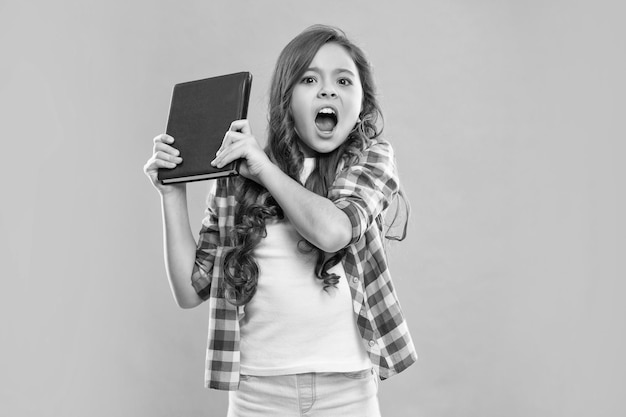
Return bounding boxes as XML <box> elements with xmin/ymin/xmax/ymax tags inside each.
<box><xmin>143</xmin><ymin>134</ymin><xmax>185</xmax><ymax>195</ymax></box>
<box><xmin>211</xmin><ymin>120</ymin><xmax>272</xmax><ymax>183</ymax></box>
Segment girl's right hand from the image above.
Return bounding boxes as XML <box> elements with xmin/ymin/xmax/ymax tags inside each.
<box><xmin>143</xmin><ymin>134</ymin><xmax>185</xmax><ymax>195</ymax></box>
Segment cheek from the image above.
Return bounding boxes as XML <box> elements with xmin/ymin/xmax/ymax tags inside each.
<box><xmin>347</xmin><ymin>97</ymin><xmax>364</xmax><ymax>123</ymax></box>
<box><xmin>289</xmin><ymin>95</ymin><xmax>308</xmax><ymax>126</ymax></box>
<box><xmin>356</xmin><ymin>91</ymin><xmax>364</xmax><ymax>114</ymax></box>
<box><xmin>290</xmin><ymin>107</ymin><xmax>307</xmax><ymax>132</ymax></box>
<box><xmin>347</xmin><ymin>89</ymin><xmax>364</xmax><ymax>119</ymax></box>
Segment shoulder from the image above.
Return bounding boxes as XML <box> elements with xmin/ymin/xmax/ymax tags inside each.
<box><xmin>365</xmin><ymin>137</ymin><xmax>394</xmax><ymax>153</ymax></box>
<box><xmin>331</xmin><ymin>137</ymin><xmax>400</xmax><ymax>196</ymax></box>
<box><xmin>350</xmin><ymin>137</ymin><xmax>396</xmax><ymax>167</ymax></box>
<box><xmin>339</xmin><ymin>137</ymin><xmax>397</xmax><ymax>179</ymax></box>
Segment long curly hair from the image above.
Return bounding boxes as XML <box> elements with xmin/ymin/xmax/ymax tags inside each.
<box><xmin>223</xmin><ymin>25</ymin><xmax>385</xmax><ymax>306</ymax></box>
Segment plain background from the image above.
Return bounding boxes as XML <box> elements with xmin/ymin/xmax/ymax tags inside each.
<box><xmin>1</xmin><ymin>1</ymin><xmax>624</xmax><ymax>416</ymax></box>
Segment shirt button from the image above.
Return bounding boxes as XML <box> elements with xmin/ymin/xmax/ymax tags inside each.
<box><xmin>352</xmin><ymin>277</ymin><xmax>359</xmax><ymax>283</ymax></box>
<box><xmin>369</xmin><ymin>340</ymin><xmax>376</xmax><ymax>347</ymax></box>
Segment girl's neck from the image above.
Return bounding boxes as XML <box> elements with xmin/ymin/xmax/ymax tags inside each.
<box><xmin>300</xmin><ymin>157</ymin><xmax>316</xmax><ymax>183</ymax></box>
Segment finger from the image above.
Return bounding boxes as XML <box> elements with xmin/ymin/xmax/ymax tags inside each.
<box><xmin>215</xmin><ymin>129</ymin><xmax>236</xmax><ymax>156</ymax></box>
<box><xmin>211</xmin><ymin>140</ymin><xmax>247</xmax><ymax>168</ymax></box>
<box><xmin>154</xmin><ymin>141</ymin><xmax>181</xmax><ymax>156</ymax></box>
<box><xmin>154</xmin><ymin>158</ymin><xmax>178</xmax><ymax>169</ymax></box>
<box><xmin>155</xmin><ymin>150</ymin><xmax>183</xmax><ymax>165</ymax></box>
<box><xmin>153</xmin><ymin>133</ymin><xmax>174</xmax><ymax>144</ymax></box>
<box><xmin>225</xmin><ymin>130</ymin><xmax>248</xmax><ymax>143</ymax></box>
<box><xmin>144</xmin><ymin>155</ymin><xmax>177</xmax><ymax>174</ymax></box>
<box><xmin>215</xmin><ymin>130</ymin><xmax>246</xmax><ymax>156</ymax></box>
<box><xmin>229</xmin><ymin>119</ymin><xmax>251</xmax><ymax>135</ymax></box>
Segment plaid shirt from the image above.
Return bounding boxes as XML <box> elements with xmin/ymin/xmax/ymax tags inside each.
<box><xmin>191</xmin><ymin>138</ymin><xmax>417</xmax><ymax>390</ymax></box>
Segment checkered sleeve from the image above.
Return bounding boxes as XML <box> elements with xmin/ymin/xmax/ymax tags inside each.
<box><xmin>333</xmin><ymin>139</ymin><xmax>417</xmax><ymax>380</ymax></box>
<box><xmin>329</xmin><ymin>139</ymin><xmax>400</xmax><ymax>245</ymax></box>
<box><xmin>191</xmin><ymin>181</ymin><xmax>220</xmax><ymax>301</ymax></box>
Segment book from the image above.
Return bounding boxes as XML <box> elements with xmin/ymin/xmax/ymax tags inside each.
<box><xmin>158</xmin><ymin>71</ymin><xmax>252</xmax><ymax>184</ymax></box>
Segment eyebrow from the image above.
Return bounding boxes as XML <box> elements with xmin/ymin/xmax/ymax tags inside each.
<box><xmin>306</xmin><ymin>66</ymin><xmax>356</xmax><ymax>77</ymax></box>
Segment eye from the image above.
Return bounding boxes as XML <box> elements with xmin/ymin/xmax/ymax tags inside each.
<box><xmin>338</xmin><ymin>78</ymin><xmax>353</xmax><ymax>86</ymax></box>
<box><xmin>301</xmin><ymin>76</ymin><xmax>317</xmax><ymax>84</ymax></box>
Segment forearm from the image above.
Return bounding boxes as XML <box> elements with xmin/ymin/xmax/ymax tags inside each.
<box><xmin>160</xmin><ymin>189</ymin><xmax>203</xmax><ymax>308</ymax></box>
<box><xmin>258</xmin><ymin>163</ymin><xmax>351</xmax><ymax>252</ymax></box>
<box><xmin>208</xmin><ymin>120</ymin><xmax>352</xmax><ymax>252</ymax></box>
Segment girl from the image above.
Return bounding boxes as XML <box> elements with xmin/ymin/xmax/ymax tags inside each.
<box><xmin>144</xmin><ymin>25</ymin><xmax>416</xmax><ymax>416</ymax></box>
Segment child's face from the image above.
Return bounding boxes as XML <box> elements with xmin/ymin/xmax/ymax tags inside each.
<box><xmin>290</xmin><ymin>42</ymin><xmax>363</xmax><ymax>157</ymax></box>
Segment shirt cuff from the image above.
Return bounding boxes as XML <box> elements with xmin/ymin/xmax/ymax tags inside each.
<box><xmin>191</xmin><ymin>263</ymin><xmax>212</xmax><ymax>301</ymax></box>
<box><xmin>335</xmin><ymin>199</ymin><xmax>366</xmax><ymax>246</ymax></box>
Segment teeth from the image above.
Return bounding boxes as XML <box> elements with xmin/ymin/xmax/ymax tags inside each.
<box><xmin>318</xmin><ymin>108</ymin><xmax>336</xmax><ymax>115</ymax></box>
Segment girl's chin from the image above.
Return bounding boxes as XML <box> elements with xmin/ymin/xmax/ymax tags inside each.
<box><xmin>306</xmin><ymin>142</ymin><xmax>345</xmax><ymax>156</ymax></box>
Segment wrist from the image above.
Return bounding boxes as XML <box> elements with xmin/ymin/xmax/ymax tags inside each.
<box><xmin>159</xmin><ymin>183</ymin><xmax>187</xmax><ymax>200</ymax></box>
<box><xmin>256</xmin><ymin>160</ymin><xmax>284</xmax><ymax>188</ymax></box>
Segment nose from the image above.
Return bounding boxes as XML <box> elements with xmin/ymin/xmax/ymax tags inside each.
<box><xmin>317</xmin><ymin>83</ymin><xmax>337</xmax><ymax>98</ymax></box>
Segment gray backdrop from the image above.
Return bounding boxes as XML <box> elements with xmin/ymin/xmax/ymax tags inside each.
<box><xmin>1</xmin><ymin>1</ymin><xmax>624</xmax><ymax>416</ymax></box>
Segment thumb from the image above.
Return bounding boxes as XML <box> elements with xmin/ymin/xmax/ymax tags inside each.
<box><xmin>229</xmin><ymin>119</ymin><xmax>251</xmax><ymax>134</ymax></box>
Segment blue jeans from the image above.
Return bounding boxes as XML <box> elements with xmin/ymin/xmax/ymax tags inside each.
<box><xmin>227</xmin><ymin>368</ymin><xmax>381</xmax><ymax>416</ymax></box>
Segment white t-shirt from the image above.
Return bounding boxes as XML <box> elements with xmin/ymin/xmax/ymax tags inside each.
<box><xmin>238</xmin><ymin>158</ymin><xmax>371</xmax><ymax>376</ymax></box>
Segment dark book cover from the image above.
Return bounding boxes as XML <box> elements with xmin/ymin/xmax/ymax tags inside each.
<box><xmin>158</xmin><ymin>71</ymin><xmax>252</xmax><ymax>184</ymax></box>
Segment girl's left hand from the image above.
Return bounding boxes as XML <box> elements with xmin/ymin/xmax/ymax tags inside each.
<box><xmin>211</xmin><ymin>120</ymin><xmax>271</xmax><ymax>182</ymax></box>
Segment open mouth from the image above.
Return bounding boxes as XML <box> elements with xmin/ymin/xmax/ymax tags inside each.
<box><xmin>315</xmin><ymin>107</ymin><xmax>338</xmax><ymax>132</ymax></box>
